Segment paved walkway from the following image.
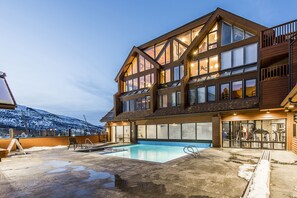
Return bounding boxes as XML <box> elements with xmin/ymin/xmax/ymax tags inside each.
<box><xmin>0</xmin><ymin>148</ymin><xmax>296</xmax><ymax>197</ymax></box>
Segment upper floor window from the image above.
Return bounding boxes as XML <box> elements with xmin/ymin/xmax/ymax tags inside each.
<box><xmin>173</xmin><ymin>65</ymin><xmax>184</xmax><ymax>81</ymax></box>
<box><xmin>159</xmin><ymin>94</ymin><xmax>168</xmax><ymax>108</ymax></box>
<box><xmin>171</xmin><ymin>91</ymin><xmax>181</xmax><ymax>107</ymax></box>
<box><xmin>221</xmin><ymin>21</ymin><xmax>255</xmax><ymax>46</ymax></box>
<box><xmin>198</xmin><ymin>23</ymin><xmax>217</xmax><ymax>53</ymax></box>
<box><xmin>245</xmin><ymin>79</ymin><xmax>256</xmax><ymax>97</ymax></box>
<box><xmin>232</xmin><ymin>81</ymin><xmax>243</xmax><ymax>99</ymax></box>
<box><xmin>197</xmin><ymin>87</ymin><xmax>206</xmax><ymax>103</ymax></box>
<box><xmin>207</xmin><ymin>86</ymin><xmax>216</xmax><ymax>102</ymax></box>
<box><xmin>136</xmin><ymin>96</ymin><xmax>150</xmax><ymax>111</ymax></box>
<box><xmin>221</xmin><ymin>43</ymin><xmax>258</xmax><ymax>70</ymax></box>
<box><xmin>123</xmin><ymin>99</ymin><xmax>134</xmax><ymax>112</ymax></box>
<box><xmin>190</xmin><ymin>55</ymin><xmax>219</xmax><ymax>77</ymax></box>
<box><xmin>220</xmin><ymin>83</ymin><xmax>230</xmax><ymax>100</ymax></box>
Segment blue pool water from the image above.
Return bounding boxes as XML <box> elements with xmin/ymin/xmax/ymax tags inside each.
<box><xmin>104</xmin><ymin>142</ymin><xmax>209</xmax><ymax>163</ymax></box>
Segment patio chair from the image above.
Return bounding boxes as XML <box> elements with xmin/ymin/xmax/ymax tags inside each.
<box><xmin>68</xmin><ymin>137</ymin><xmax>78</xmax><ymax>150</ymax></box>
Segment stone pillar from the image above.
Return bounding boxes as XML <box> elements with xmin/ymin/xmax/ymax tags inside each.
<box><xmin>130</xmin><ymin>122</ymin><xmax>137</xmax><ymax>143</ymax></box>
<box><xmin>212</xmin><ymin>116</ymin><xmax>222</xmax><ymax>148</ymax></box>
<box><xmin>9</xmin><ymin>128</ymin><xmax>14</xmax><ymax>138</ymax></box>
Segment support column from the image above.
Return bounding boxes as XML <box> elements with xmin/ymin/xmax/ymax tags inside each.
<box><xmin>212</xmin><ymin>116</ymin><xmax>222</xmax><ymax>148</ymax></box>
<box><xmin>287</xmin><ymin>112</ymin><xmax>294</xmax><ymax>151</ymax></box>
<box><xmin>9</xmin><ymin>128</ymin><xmax>14</xmax><ymax>138</ymax></box>
<box><xmin>130</xmin><ymin>122</ymin><xmax>137</xmax><ymax>143</ymax></box>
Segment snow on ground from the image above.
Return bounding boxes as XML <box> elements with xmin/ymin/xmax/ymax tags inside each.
<box><xmin>24</xmin><ymin>146</ymin><xmax>67</xmax><ymax>152</ymax></box>
<box><xmin>238</xmin><ymin>164</ymin><xmax>256</xmax><ymax>181</ymax></box>
<box><xmin>247</xmin><ymin>159</ymin><xmax>270</xmax><ymax>198</ymax></box>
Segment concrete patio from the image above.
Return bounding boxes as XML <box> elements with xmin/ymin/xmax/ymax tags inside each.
<box><xmin>0</xmin><ymin>147</ymin><xmax>296</xmax><ymax>198</ymax></box>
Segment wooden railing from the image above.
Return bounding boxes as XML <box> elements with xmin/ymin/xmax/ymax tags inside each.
<box><xmin>260</xmin><ymin>64</ymin><xmax>289</xmax><ymax>81</ymax></box>
<box><xmin>261</xmin><ymin>19</ymin><xmax>297</xmax><ymax>48</ymax></box>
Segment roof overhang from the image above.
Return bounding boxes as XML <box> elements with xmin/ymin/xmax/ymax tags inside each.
<box><xmin>0</xmin><ymin>72</ymin><xmax>16</xmax><ymax>109</ymax></box>
<box><xmin>281</xmin><ymin>84</ymin><xmax>297</xmax><ymax>111</ymax></box>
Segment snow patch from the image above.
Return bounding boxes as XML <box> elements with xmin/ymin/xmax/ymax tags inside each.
<box><xmin>247</xmin><ymin>159</ymin><xmax>270</xmax><ymax>198</ymax></box>
<box><xmin>238</xmin><ymin>164</ymin><xmax>256</xmax><ymax>181</ymax></box>
<box><xmin>24</xmin><ymin>145</ymin><xmax>67</xmax><ymax>152</ymax></box>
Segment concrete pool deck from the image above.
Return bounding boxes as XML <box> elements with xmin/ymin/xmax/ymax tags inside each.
<box><xmin>0</xmin><ymin>147</ymin><xmax>296</xmax><ymax>198</ymax></box>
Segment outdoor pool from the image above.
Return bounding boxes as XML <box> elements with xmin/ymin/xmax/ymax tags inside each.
<box><xmin>103</xmin><ymin>142</ymin><xmax>210</xmax><ymax>163</ymax></box>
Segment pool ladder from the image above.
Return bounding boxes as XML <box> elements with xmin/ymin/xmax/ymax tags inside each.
<box><xmin>183</xmin><ymin>145</ymin><xmax>200</xmax><ymax>158</ymax></box>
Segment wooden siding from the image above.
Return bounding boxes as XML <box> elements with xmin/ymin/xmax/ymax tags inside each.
<box><xmin>291</xmin><ymin>39</ymin><xmax>297</xmax><ymax>87</ymax></box>
<box><xmin>293</xmin><ymin>137</ymin><xmax>297</xmax><ymax>154</ymax></box>
<box><xmin>260</xmin><ymin>77</ymin><xmax>289</xmax><ymax>109</ymax></box>
<box><xmin>260</xmin><ymin>42</ymin><xmax>288</xmax><ymax>66</ymax></box>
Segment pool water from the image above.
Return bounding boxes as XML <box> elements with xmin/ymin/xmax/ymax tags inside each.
<box><xmin>103</xmin><ymin>144</ymin><xmax>205</xmax><ymax>163</ymax></box>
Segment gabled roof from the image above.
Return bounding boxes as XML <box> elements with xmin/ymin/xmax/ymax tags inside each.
<box><xmin>0</xmin><ymin>72</ymin><xmax>16</xmax><ymax>109</ymax></box>
<box><xmin>100</xmin><ymin>108</ymin><xmax>114</xmax><ymax>122</ymax></box>
<box><xmin>180</xmin><ymin>8</ymin><xmax>267</xmax><ymax>60</ymax></box>
<box><xmin>115</xmin><ymin>46</ymin><xmax>160</xmax><ymax>82</ymax></box>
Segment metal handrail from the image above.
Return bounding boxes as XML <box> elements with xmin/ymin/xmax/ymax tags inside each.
<box><xmin>183</xmin><ymin>145</ymin><xmax>200</xmax><ymax>158</ymax></box>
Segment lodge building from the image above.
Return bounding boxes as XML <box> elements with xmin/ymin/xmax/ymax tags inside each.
<box><xmin>101</xmin><ymin>8</ymin><xmax>297</xmax><ymax>154</ymax></box>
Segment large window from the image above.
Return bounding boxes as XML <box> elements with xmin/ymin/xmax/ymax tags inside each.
<box><xmin>138</xmin><ymin>125</ymin><xmax>146</xmax><ymax>139</ymax></box>
<box><xmin>221</xmin><ymin>43</ymin><xmax>258</xmax><ymax>70</ymax></box>
<box><xmin>137</xmin><ymin>122</ymin><xmax>212</xmax><ymax>142</ymax></box>
<box><xmin>245</xmin><ymin>79</ymin><xmax>256</xmax><ymax>97</ymax></box>
<box><xmin>197</xmin><ymin>123</ymin><xmax>212</xmax><ymax>140</ymax></box>
<box><xmin>173</xmin><ymin>65</ymin><xmax>184</xmax><ymax>81</ymax></box>
<box><xmin>220</xmin><ymin>83</ymin><xmax>230</xmax><ymax>100</ymax></box>
<box><xmin>191</xmin><ymin>55</ymin><xmax>219</xmax><ymax>76</ymax></box>
<box><xmin>197</xmin><ymin>87</ymin><xmax>206</xmax><ymax>103</ymax></box>
<box><xmin>165</xmin><ymin>69</ymin><xmax>171</xmax><ymax>83</ymax></box>
<box><xmin>169</xmin><ymin>124</ymin><xmax>181</xmax><ymax>139</ymax></box>
<box><xmin>198</xmin><ymin>23</ymin><xmax>217</xmax><ymax>53</ymax></box>
<box><xmin>182</xmin><ymin>123</ymin><xmax>196</xmax><ymax>140</ymax></box>
<box><xmin>147</xmin><ymin>125</ymin><xmax>156</xmax><ymax>139</ymax></box>
<box><xmin>232</xmin><ymin>81</ymin><xmax>243</xmax><ymax>99</ymax></box>
<box><xmin>221</xmin><ymin>21</ymin><xmax>255</xmax><ymax>46</ymax></box>
<box><xmin>157</xmin><ymin>124</ymin><xmax>168</xmax><ymax>139</ymax></box>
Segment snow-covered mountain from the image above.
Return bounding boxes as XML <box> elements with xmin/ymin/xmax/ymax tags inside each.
<box><xmin>0</xmin><ymin>105</ymin><xmax>102</xmax><ymax>132</ymax></box>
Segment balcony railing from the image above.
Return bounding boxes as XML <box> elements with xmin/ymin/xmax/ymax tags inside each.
<box><xmin>260</xmin><ymin>64</ymin><xmax>289</xmax><ymax>81</ymax></box>
<box><xmin>261</xmin><ymin>19</ymin><xmax>297</xmax><ymax>48</ymax></box>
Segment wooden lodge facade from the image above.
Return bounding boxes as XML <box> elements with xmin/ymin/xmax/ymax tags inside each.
<box><xmin>101</xmin><ymin>8</ymin><xmax>297</xmax><ymax>153</ymax></box>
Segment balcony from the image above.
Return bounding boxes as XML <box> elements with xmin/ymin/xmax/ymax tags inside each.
<box><xmin>260</xmin><ymin>64</ymin><xmax>289</xmax><ymax>109</ymax></box>
<box><xmin>261</xmin><ymin>19</ymin><xmax>297</xmax><ymax>65</ymax></box>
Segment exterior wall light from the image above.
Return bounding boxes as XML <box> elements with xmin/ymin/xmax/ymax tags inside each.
<box><xmin>233</xmin><ymin>113</ymin><xmax>237</xmax><ymax>116</ymax></box>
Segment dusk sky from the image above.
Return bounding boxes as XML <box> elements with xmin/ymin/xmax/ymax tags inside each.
<box><xmin>0</xmin><ymin>0</ymin><xmax>296</xmax><ymax>125</ymax></box>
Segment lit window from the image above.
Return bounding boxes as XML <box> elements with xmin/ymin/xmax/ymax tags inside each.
<box><xmin>165</xmin><ymin>69</ymin><xmax>171</xmax><ymax>83</ymax></box>
<box><xmin>208</xmin><ymin>32</ymin><xmax>217</xmax><ymax>49</ymax></box>
<box><xmin>207</xmin><ymin>86</ymin><xmax>216</xmax><ymax>102</ymax></box>
<box><xmin>192</xmin><ymin>25</ymin><xmax>203</xmax><ymax>41</ymax></box>
<box><xmin>133</xmin><ymin>78</ymin><xmax>138</xmax><ymax>90</ymax></box>
<box><xmin>139</xmin><ymin>76</ymin><xmax>145</xmax><ymax>89</ymax></box>
<box><xmin>145</xmin><ymin>46</ymin><xmax>155</xmax><ymax>59</ymax></box>
<box><xmin>145</xmin><ymin>74</ymin><xmax>151</xmax><ymax>87</ymax></box>
<box><xmin>145</xmin><ymin>59</ymin><xmax>151</xmax><ymax>70</ymax></box>
<box><xmin>160</xmin><ymin>71</ymin><xmax>165</xmax><ymax>84</ymax></box>
<box><xmin>139</xmin><ymin>55</ymin><xmax>145</xmax><ymax>72</ymax></box>
<box><xmin>220</xmin><ymin>83</ymin><xmax>230</xmax><ymax>100</ymax></box>
<box><xmin>197</xmin><ymin>87</ymin><xmax>206</xmax><ymax>103</ymax></box>
<box><xmin>209</xmin><ymin>55</ymin><xmax>219</xmax><ymax>73</ymax></box>
<box><xmin>232</xmin><ymin>81</ymin><xmax>243</xmax><ymax>99</ymax></box>
<box><xmin>199</xmin><ymin>58</ymin><xmax>208</xmax><ymax>75</ymax></box>
<box><xmin>159</xmin><ymin>94</ymin><xmax>168</xmax><ymax>108</ymax></box>
<box><xmin>245</xmin><ymin>79</ymin><xmax>256</xmax><ymax>97</ymax></box>
<box><xmin>199</xmin><ymin>37</ymin><xmax>207</xmax><ymax>53</ymax></box>
<box><xmin>132</xmin><ymin>57</ymin><xmax>137</xmax><ymax>74</ymax></box>
<box><xmin>151</xmin><ymin>73</ymin><xmax>155</xmax><ymax>84</ymax></box>
<box><xmin>190</xmin><ymin>61</ymin><xmax>198</xmax><ymax>77</ymax></box>
<box><xmin>155</xmin><ymin>41</ymin><xmax>166</xmax><ymax>58</ymax></box>
<box><xmin>177</xmin><ymin>30</ymin><xmax>191</xmax><ymax>45</ymax></box>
